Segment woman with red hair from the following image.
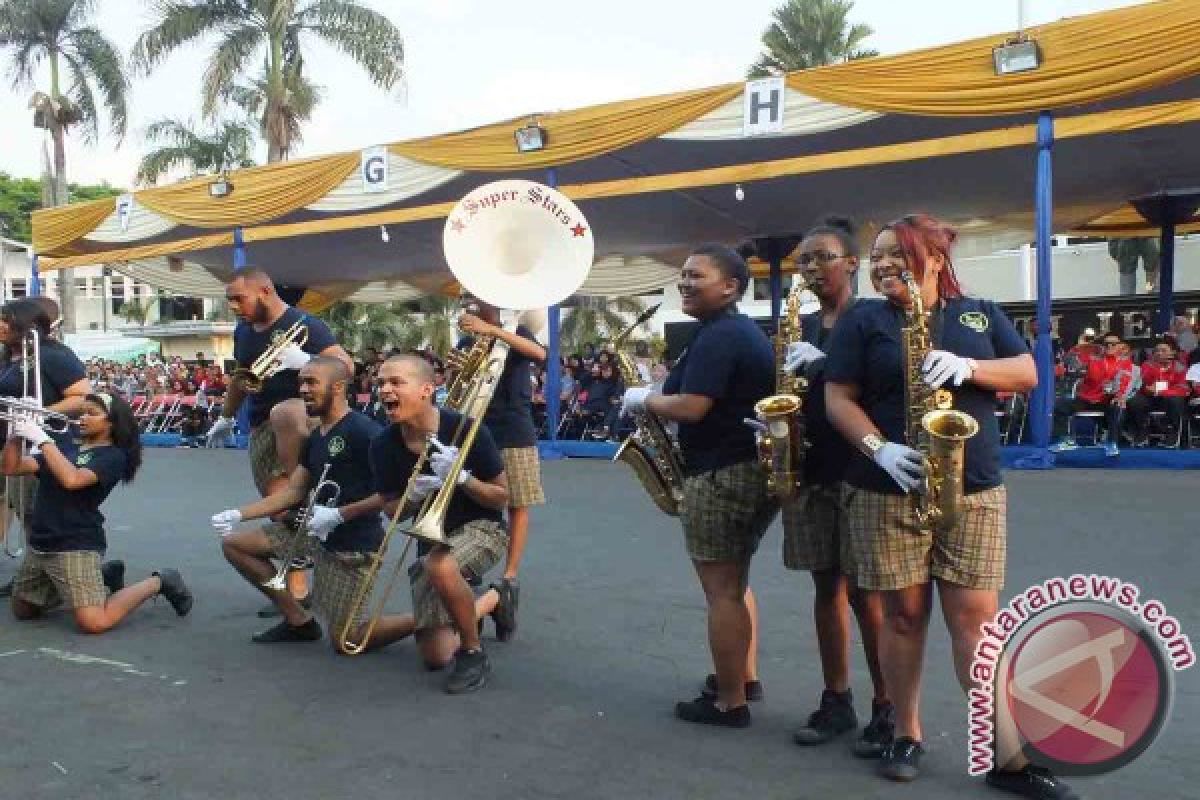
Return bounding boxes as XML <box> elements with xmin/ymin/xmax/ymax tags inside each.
<box><xmin>824</xmin><ymin>216</ymin><xmax>1075</xmax><ymax>798</ymax></box>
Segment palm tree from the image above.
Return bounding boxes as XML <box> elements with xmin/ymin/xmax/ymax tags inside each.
<box><xmin>748</xmin><ymin>0</ymin><xmax>878</xmax><ymax>77</ymax></box>
<box><xmin>413</xmin><ymin>296</ymin><xmax>457</xmax><ymax>358</ymax></box>
<box><xmin>220</xmin><ymin>60</ymin><xmax>320</xmax><ymax>161</ymax></box>
<box><xmin>136</xmin><ymin>117</ymin><xmax>256</xmax><ymax>186</ymax></box>
<box><xmin>1</xmin><ymin>0</ymin><xmax>129</xmax><ymax>333</ymax></box>
<box><xmin>559</xmin><ymin>296</ymin><xmax>649</xmax><ymax>354</ymax></box>
<box><xmin>117</xmin><ymin>298</ymin><xmax>154</xmax><ymax>327</ymax></box>
<box><xmin>133</xmin><ymin>0</ymin><xmax>404</xmax><ymax>164</ymax></box>
<box><xmin>320</xmin><ymin>301</ymin><xmax>416</xmax><ymax>354</ymax></box>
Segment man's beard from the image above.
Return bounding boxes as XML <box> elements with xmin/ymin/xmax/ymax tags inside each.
<box><xmin>253</xmin><ymin>298</ymin><xmax>270</xmax><ymax>324</ymax></box>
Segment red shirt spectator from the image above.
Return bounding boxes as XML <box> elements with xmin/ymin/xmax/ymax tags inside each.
<box><xmin>1138</xmin><ymin>357</ymin><xmax>1189</xmax><ymax>398</ymax></box>
<box><xmin>1075</xmin><ymin>337</ymin><xmax>1134</xmax><ymax>404</ymax></box>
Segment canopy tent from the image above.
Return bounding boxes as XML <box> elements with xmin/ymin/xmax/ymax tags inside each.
<box><xmin>29</xmin><ymin>0</ymin><xmax>1200</xmax><ymax>462</ymax></box>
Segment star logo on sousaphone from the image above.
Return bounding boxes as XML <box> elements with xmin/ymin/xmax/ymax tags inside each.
<box><xmin>449</xmin><ymin>218</ymin><xmax>466</xmax><ymax>234</ymax></box>
<box><xmin>571</xmin><ymin>222</ymin><xmax>587</xmax><ymax>237</ymax></box>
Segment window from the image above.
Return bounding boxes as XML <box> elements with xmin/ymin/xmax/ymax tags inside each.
<box><xmin>10</xmin><ymin>278</ymin><xmax>26</xmax><ymax>299</ymax></box>
<box><xmin>110</xmin><ymin>279</ymin><xmax>125</xmax><ymax>314</ymax></box>
<box><xmin>74</xmin><ymin>277</ymin><xmax>89</xmax><ymax>297</ymax></box>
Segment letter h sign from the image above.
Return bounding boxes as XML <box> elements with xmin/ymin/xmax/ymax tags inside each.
<box><xmin>743</xmin><ymin>77</ymin><xmax>786</xmax><ymax>136</ymax></box>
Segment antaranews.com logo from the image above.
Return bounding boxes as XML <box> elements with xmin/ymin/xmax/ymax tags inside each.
<box><xmin>968</xmin><ymin>574</ymin><xmax>1194</xmax><ymax>777</ymax></box>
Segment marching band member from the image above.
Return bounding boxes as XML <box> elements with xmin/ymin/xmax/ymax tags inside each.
<box><xmin>207</xmin><ymin>268</ymin><xmax>353</xmax><ymax>613</ymax></box>
<box><xmin>779</xmin><ymin>217</ymin><xmax>891</xmax><ymax>755</ymax></box>
<box><xmin>455</xmin><ymin>292</ymin><xmax>545</xmax><ymax>638</ymax></box>
<box><xmin>0</xmin><ymin>297</ymin><xmax>91</xmax><ymax>597</ymax></box>
<box><xmin>824</xmin><ymin>215</ymin><xmax>1076</xmax><ymax>798</ymax></box>
<box><xmin>212</xmin><ymin>357</ymin><xmax>386</xmax><ymax>645</ymax></box>
<box><xmin>622</xmin><ymin>244</ymin><xmax>777</xmax><ymax>727</ymax></box>
<box><xmin>361</xmin><ymin>355</ymin><xmax>514</xmax><ymax>693</ymax></box>
<box><xmin>4</xmin><ymin>392</ymin><xmax>193</xmax><ymax>632</ymax></box>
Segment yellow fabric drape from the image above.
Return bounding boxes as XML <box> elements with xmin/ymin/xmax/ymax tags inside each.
<box><xmin>790</xmin><ymin>0</ymin><xmax>1200</xmax><ymax>116</ymax></box>
<box><xmin>1071</xmin><ymin>204</ymin><xmax>1200</xmax><ymax>237</ymax></box>
<box><xmin>32</xmin><ymin>197</ymin><xmax>116</xmax><ymax>254</ymax></box>
<box><xmin>297</xmin><ymin>285</ymin><xmax>363</xmax><ymax>314</ymax></box>
<box><xmin>38</xmin><ymin>99</ymin><xmax>1200</xmax><ymax>272</ymax></box>
<box><xmin>135</xmin><ymin>153</ymin><xmax>359</xmax><ymax>229</ymax></box>
<box><xmin>391</xmin><ymin>85</ymin><xmax>741</xmax><ymax>170</ymax></box>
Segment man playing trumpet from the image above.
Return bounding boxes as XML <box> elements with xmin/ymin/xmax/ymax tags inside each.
<box><xmin>213</xmin><ymin>357</ymin><xmax>385</xmax><ymax>645</ymax></box>
<box><xmin>208</xmin><ymin>268</ymin><xmax>353</xmax><ymax>613</ymax></box>
<box><xmin>359</xmin><ymin>355</ymin><xmax>514</xmax><ymax>694</ymax></box>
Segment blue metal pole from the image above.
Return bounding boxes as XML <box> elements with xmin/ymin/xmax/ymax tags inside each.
<box><xmin>1018</xmin><ymin>112</ymin><xmax>1056</xmax><ymax>468</ymax></box>
<box><xmin>29</xmin><ymin>254</ymin><xmax>40</xmax><ymax>297</ymax></box>
<box><xmin>233</xmin><ymin>227</ymin><xmax>247</xmax><ymax>271</ymax></box>
<box><xmin>1156</xmin><ymin>218</ymin><xmax>1176</xmax><ymax>335</ymax></box>
<box><xmin>542</xmin><ymin>168</ymin><xmax>564</xmax><ymax>457</ymax></box>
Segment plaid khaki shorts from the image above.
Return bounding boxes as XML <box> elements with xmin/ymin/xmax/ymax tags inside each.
<box><xmin>410</xmin><ymin>519</ymin><xmax>507</xmax><ymax>632</ymax></box>
<box><xmin>501</xmin><ymin>446</ymin><xmax>545</xmax><ymax>508</ymax></box>
<box><xmin>264</xmin><ymin>522</ymin><xmax>371</xmax><ymax>633</ymax></box>
<box><xmin>844</xmin><ymin>485</ymin><xmax>1007</xmax><ymax>591</ymax></box>
<box><xmin>14</xmin><ymin>549</ymin><xmax>108</xmax><ymax>610</ymax></box>
<box><xmin>680</xmin><ymin>460</ymin><xmax>778</xmax><ymax>563</ymax></box>
<box><xmin>782</xmin><ymin>482</ymin><xmax>854</xmax><ymax>574</ymax></box>
<box><xmin>249</xmin><ymin>425</ymin><xmax>287</xmax><ymax>497</ymax></box>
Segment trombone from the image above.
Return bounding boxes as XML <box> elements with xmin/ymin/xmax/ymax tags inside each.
<box><xmin>263</xmin><ymin>463</ymin><xmax>340</xmax><ymax>590</ymax></box>
<box><xmin>336</xmin><ymin>337</ymin><xmax>509</xmax><ymax>655</ymax></box>
<box><xmin>231</xmin><ymin>320</ymin><xmax>309</xmax><ymax>394</ymax></box>
<box><xmin>0</xmin><ymin>396</ymin><xmax>73</xmax><ymax>435</ymax></box>
<box><xmin>5</xmin><ymin>329</ymin><xmax>59</xmax><ymax>558</ymax></box>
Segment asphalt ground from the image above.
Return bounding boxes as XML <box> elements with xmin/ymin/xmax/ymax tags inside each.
<box><xmin>1</xmin><ymin>451</ymin><xmax>1196</xmax><ymax>800</ymax></box>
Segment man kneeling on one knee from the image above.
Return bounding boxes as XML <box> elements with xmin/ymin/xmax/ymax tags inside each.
<box><xmin>353</xmin><ymin>355</ymin><xmax>515</xmax><ymax>694</ymax></box>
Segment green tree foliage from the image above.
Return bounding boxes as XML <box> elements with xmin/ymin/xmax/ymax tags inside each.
<box><xmin>0</xmin><ymin>171</ymin><xmax>122</xmax><ymax>242</ymax></box>
<box><xmin>559</xmin><ymin>296</ymin><xmax>649</xmax><ymax>354</ymax></box>
<box><xmin>748</xmin><ymin>0</ymin><xmax>877</xmax><ymax>77</ymax></box>
<box><xmin>136</xmin><ymin>117</ymin><xmax>257</xmax><ymax>186</ymax></box>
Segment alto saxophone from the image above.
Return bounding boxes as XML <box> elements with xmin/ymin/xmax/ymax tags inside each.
<box><xmin>753</xmin><ymin>282</ymin><xmax>807</xmax><ymax>500</ymax></box>
<box><xmin>610</xmin><ymin>304</ymin><xmax>686</xmax><ymax>516</ymax></box>
<box><xmin>900</xmin><ymin>271</ymin><xmax>979</xmax><ymax>532</ymax></box>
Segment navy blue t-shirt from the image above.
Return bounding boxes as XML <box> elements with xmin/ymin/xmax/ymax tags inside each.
<box><xmin>801</xmin><ymin>309</ymin><xmax>854</xmax><ymax>486</ymax></box>
<box><xmin>300</xmin><ymin>410</ymin><xmax>383</xmax><ymax>554</ymax></box>
<box><xmin>824</xmin><ymin>297</ymin><xmax>1028</xmax><ymax>495</ymax></box>
<box><xmin>30</xmin><ymin>445</ymin><xmax>127</xmax><ymax>553</ymax></box>
<box><xmin>456</xmin><ymin>325</ymin><xmax>540</xmax><ymax>449</ymax></box>
<box><xmin>0</xmin><ymin>341</ymin><xmax>87</xmax><ymax>451</ymax></box>
<box><xmin>663</xmin><ymin>308</ymin><xmax>775</xmax><ymax>476</ymax></box>
<box><xmin>233</xmin><ymin>307</ymin><xmax>337</xmax><ymax>427</ymax></box>
<box><xmin>370</xmin><ymin>409</ymin><xmax>506</xmax><ymax>546</ymax></box>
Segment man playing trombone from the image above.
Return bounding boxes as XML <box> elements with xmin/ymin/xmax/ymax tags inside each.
<box><xmin>212</xmin><ymin>357</ymin><xmax>384</xmax><ymax>645</ymax></box>
<box><xmin>356</xmin><ymin>354</ymin><xmax>513</xmax><ymax>694</ymax></box>
<box><xmin>207</xmin><ymin>268</ymin><xmax>353</xmax><ymax>613</ymax></box>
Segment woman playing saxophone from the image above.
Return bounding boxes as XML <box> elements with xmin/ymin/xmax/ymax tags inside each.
<box><xmin>822</xmin><ymin>215</ymin><xmax>1072</xmax><ymax>799</ymax></box>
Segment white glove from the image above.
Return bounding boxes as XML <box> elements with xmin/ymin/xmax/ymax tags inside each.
<box><xmin>873</xmin><ymin>442</ymin><xmax>927</xmax><ymax>494</ymax></box>
<box><xmin>922</xmin><ymin>350</ymin><xmax>973</xmax><ymax>389</ymax></box>
<box><xmin>275</xmin><ymin>343</ymin><xmax>312</xmax><ymax>372</ymax></box>
<box><xmin>621</xmin><ymin>387</ymin><xmax>652</xmax><ymax>417</ymax></box>
<box><xmin>211</xmin><ymin>508</ymin><xmax>243</xmax><ymax>535</ymax></box>
<box><xmin>412</xmin><ymin>473</ymin><xmax>443</xmax><ymax>499</ymax></box>
<box><xmin>783</xmin><ymin>342</ymin><xmax>824</xmax><ymax>375</ymax></box>
<box><xmin>305</xmin><ymin>504</ymin><xmax>343</xmax><ymax>541</ymax></box>
<box><xmin>429</xmin><ymin>439</ymin><xmax>470</xmax><ymax>485</ymax></box>
<box><xmin>206</xmin><ymin>416</ymin><xmax>235</xmax><ymax>447</ymax></box>
<box><xmin>12</xmin><ymin>417</ymin><xmax>51</xmax><ymax>447</ymax></box>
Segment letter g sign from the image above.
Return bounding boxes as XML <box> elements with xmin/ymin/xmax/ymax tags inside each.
<box><xmin>361</xmin><ymin>146</ymin><xmax>389</xmax><ymax>193</ymax></box>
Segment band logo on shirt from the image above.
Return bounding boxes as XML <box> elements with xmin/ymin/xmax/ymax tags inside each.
<box><xmin>960</xmin><ymin>311</ymin><xmax>990</xmax><ymax>333</ymax></box>
<box><xmin>327</xmin><ymin>436</ymin><xmax>346</xmax><ymax>457</ymax></box>
<box><xmin>76</xmin><ymin>452</ymin><xmax>93</xmax><ymax>466</ymax></box>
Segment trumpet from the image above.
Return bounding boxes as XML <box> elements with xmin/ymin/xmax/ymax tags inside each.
<box><xmin>231</xmin><ymin>320</ymin><xmax>309</xmax><ymax>394</ymax></box>
<box><xmin>264</xmin><ymin>463</ymin><xmax>340</xmax><ymax>590</ymax></box>
<box><xmin>0</xmin><ymin>396</ymin><xmax>74</xmax><ymax>435</ymax></box>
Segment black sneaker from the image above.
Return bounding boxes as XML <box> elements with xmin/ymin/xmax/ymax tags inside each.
<box><xmin>445</xmin><ymin>647</ymin><xmax>491</xmax><ymax>694</ymax></box>
<box><xmin>154</xmin><ymin>569</ymin><xmax>193</xmax><ymax>616</ymax></box>
<box><xmin>793</xmin><ymin>688</ymin><xmax>857</xmax><ymax>745</ymax></box>
<box><xmin>252</xmin><ymin>617</ymin><xmax>322</xmax><ymax>643</ymax></box>
<box><xmin>675</xmin><ymin>694</ymin><xmax>751</xmax><ymax>728</ymax></box>
<box><xmin>101</xmin><ymin>560</ymin><xmax>125</xmax><ymax>594</ymax></box>
<box><xmin>490</xmin><ymin>579</ymin><xmax>518</xmax><ymax>642</ymax></box>
<box><xmin>853</xmin><ymin>699</ymin><xmax>896</xmax><ymax>758</ymax></box>
<box><xmin>701</xmin><ymin>673</ymin><xmax>764</xmax><ymax>702</ymax></box>
<box><xmin>986</xmin><ymin>765</ymin><xmax>1080</xmax><ymax>799</ymax></box>
<box><xmin>879</xmin><ymin>736</ymin><xmax>924</xmax><ymax>782</ymax></box>
<box><xmin>257</xmin><ymin>594</ymin><xmax>312</xmax><ymax>618</ymax></box>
